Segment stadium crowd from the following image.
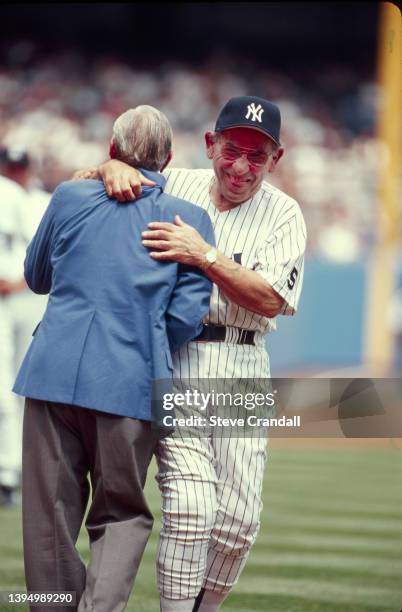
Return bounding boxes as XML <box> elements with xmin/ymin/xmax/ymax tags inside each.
<box><xmin>0</xmin><ymin>42</ymin><xmax>382</xmax><ymax>261</ymax></box>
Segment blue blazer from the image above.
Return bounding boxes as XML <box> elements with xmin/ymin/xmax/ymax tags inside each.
<box><xmin>13</xmin><ymin>170</ymin><xmax>214</xmax><ymax>420</ymax></box>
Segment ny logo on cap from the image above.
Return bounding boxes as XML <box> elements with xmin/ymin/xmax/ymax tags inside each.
<box><xmin>245</xmin><ymin>103</ymin><xmax>264</xmax><ymax>123</ymax></box>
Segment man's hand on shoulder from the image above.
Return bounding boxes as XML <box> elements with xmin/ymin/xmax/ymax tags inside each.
<box><xmin>100</xmin><ymin>160</ymin><xmax>156</xmax><ymax>202</ymax></box>
<box><xmin>71</xmin><ymin>160</ymin><xmax>156</xmax><ymax>202</ymax></box>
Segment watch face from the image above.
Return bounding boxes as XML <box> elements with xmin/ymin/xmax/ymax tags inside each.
<box><xmin>206</xmin><ymin>250</ymin><xmax>217</xmax><ymax>263</ymax></box>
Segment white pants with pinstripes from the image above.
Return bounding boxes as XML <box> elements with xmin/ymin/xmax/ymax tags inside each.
<box><xmin>155</xmin><ymin>337</ymin><xmax>270</xmax><ymax>599</ymax></box>
<box><xmin>0</xmin><ymin>292</ymin><xmax>47</xmax><ymax>488</ymax></box>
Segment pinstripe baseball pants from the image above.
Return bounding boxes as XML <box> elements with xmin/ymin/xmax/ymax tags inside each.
<box><xmin>155</xmin><ymin>339</ymin><xmax>270</xmax><ymax>599</ymax></box>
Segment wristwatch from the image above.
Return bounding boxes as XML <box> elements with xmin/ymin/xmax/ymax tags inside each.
<box><xmin>200</xmin><ymin>248</ymin><xmax>218</xmax><ymax>272</ymax></box>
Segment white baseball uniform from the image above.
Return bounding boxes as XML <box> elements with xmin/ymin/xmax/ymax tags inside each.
<box><xmin>155</xmin><ymin>168</ymin><xmax>306</xmax><ymax>601</ymax></box>
<box><xmin>0</xmin><ymin>177</ymin><xmax>49</xmax><ymax>489</ymax></box>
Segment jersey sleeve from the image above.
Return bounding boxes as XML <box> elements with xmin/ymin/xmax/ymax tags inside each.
<box><xmin>253</xmin><ymin>201</ymin><xmax>306</xmax><ymax>315</ymax></box>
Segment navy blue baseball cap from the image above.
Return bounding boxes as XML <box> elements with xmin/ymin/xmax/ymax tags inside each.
<box><xmin>215</xmin><ymin>96</ymin><xmax>281</xmax><ymax>146</ymax></box>
<box><xmin>0</xmin><ymin>147</ymin><xmax>30</xmax><ymax>167</ymax></box>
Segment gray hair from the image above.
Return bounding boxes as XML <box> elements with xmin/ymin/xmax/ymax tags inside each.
<box><xmin>111</xmin><ymin>105</ymin><xmax>172</xmax><ymax>171</ymax></box>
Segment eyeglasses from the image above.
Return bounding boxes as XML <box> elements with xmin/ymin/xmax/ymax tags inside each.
<box><xmin>220</xmin><ymin>144</ymin><xmax>270</xmax><ymax>167</ymax></box>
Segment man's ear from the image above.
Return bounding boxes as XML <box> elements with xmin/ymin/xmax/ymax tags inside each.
<box><xmin>160</xmin><ymin>151</ymin><xmax>172</xmax><ymax>172</ymax></box>
<box><xmin>267</xmin><ymin>146</ymin><xmax>284</xmax><ymax>173</ymax></box>
<box><xmin>205</xmin><ymin>131</ymin><xmax>216</xmax><ymax>160</ymax></box>
<box><xmin>109</xmin><ymin>141</ymin><xmax>117</xmax><ymax>159</ymax></box>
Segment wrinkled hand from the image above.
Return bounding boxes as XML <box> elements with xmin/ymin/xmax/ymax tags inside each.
<box><xmin>71</xmin><ymin>167</ymin><xmax>100</xmax><ymax>181</ymax></box>
<box><xmin>99</xmin><ymin>159</ymin><xmax>156</xmax><ymax>202</ymax></box>
<box><xmin>142</xmin><ymin>215</ymin><xmax>211</xmax><ymax>266</ymax></box>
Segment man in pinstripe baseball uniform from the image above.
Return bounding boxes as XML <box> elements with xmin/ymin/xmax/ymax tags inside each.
<box><xmin>78</xmin><ymin>96</ymin><xmax>306</xmax><ymax>611</ymax></box>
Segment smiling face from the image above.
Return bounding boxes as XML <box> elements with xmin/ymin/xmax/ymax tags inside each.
<box><xmin>205</xmin><ymin>127</ymin><xmax>283</xmax><ymax>208</ymax></box>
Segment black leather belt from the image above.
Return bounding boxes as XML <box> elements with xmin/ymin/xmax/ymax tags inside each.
<box><xmin>195</xmin><ymin>325</ymin><xmax>255</xmax><ymax>345</ymax></box>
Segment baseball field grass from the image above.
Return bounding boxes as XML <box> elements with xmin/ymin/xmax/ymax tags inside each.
<box><xmin>1</xmin><ymin>441</ymin><xmax>401</xmax><ymax>612</ymax></box>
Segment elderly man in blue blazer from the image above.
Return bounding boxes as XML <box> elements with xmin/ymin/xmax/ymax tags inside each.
<box><xmin>13</xmin><ymin>105</ymin><xmax>214</xmax><ymax>612</ymax></box>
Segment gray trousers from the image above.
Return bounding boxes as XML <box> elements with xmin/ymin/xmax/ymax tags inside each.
<box><xmin>22</xmin><ymin>398</ymin><xmax>158</xmax><ymax>612</ymax></box>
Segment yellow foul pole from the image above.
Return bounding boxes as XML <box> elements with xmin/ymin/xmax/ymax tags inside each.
<box><xmin>364</xmin><ymin>2</ymin><xmax>401</xmax><ymax>374</ymax></box>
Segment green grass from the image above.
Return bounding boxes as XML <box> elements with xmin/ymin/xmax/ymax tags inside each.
<box><xmin>1</xmin><ymin>444</ymin><xmax>401</xmax><ymax>611</ymax></box>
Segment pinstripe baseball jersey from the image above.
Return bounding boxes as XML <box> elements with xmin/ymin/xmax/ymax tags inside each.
<box><xmin>163</xmin><ymin>167</ymin><xmax>306</xmax><ymax>334</ymax></box>
<box><xmin>0</xmin><ymin>176</ymin><xmax>29</xmax><ymax>281</ymax></box>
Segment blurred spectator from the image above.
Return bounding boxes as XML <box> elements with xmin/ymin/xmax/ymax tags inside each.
<box><xmin>0</xmin><ymin>43</ymin><xmax>383</xmax><ymax>258</ymax></box>
<box><xmin>0</xmin><ymin>171</ymin><xmax>28</xmax><ymax>504</ymax></box>
<box><xmin>0</xmin><ymin>147</ymin><xmax>49</xmax><ymax>504</ymax></box>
